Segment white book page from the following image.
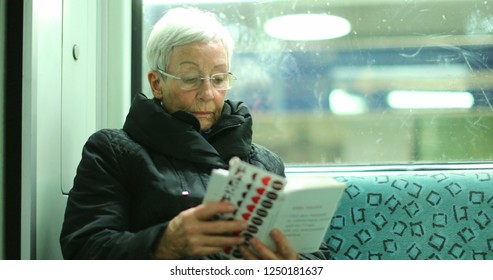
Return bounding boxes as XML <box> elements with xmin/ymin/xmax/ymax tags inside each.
<box><xmin>202</xmin><ymin>168</ymin><xmax>230</xmax><ymax>203</ymax></box>
<box><xmin>268</xmin><ymin>176</ymin><xmax>346</xmax><ymax>253</ymax></box>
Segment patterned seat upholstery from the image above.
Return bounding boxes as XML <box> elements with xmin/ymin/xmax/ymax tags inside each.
<box><xmin>324</xmin><ymin>170</ymin><xmax>493</xmax><ymax>260</ymax></box>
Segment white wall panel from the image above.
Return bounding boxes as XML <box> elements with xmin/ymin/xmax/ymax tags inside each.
<box><xmin>22</xmin><ymin>0</ymin><xmax>98</xmax><ymax>259</ymax></box>
<box><xmin>22</xmin><ymin>0</ymin><xmax>66</xmax><ymax>260</ymax></box>
<box><xmin>21</xmin><ymin>0</ymin><xmax>131</xmax><ymax>259</ymax></box>
<box><xmin>61</xmin><ymin>0</ymin><xmax>97</xmax><ymax>195</ymax></box>
<box><xmin>33</xmin><ymin>0</ymin><xmax>66</xmax><ymax>259</ymax></box>
<box><xmin>105</xmin><ymin>0</ymin><xmax>131</xmax><ymax>129</ymax></box>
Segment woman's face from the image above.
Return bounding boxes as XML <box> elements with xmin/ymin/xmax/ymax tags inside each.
<box><xmin>148</xmin><ymin>40</ymin><xmax>229</xmax><ymax>131</ymax></box>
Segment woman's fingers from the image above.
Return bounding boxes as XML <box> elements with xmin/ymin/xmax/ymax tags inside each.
<box><xmin>180</xmin><ymin>205</ymin><xmax>248</xmax><ymax>235</ymax></box>
<box><xmin>199</xmin><ymin>219</ymin><xmax>248</xmax><ymax>234</ymax></box>
<box><xmin>184</xmin><ymin>202</ymin><xmax>249</xmax><ymax>235</ymax></box>
<box><xmin>192</xmin><ymin>201</ymin><xmax>237</xmax><ymax>220</ymax></box>
<box><xmin>156</xmin><ymin>202</ymin><xmax>249</xmax><ymax>259</ymax></box>
<box><xmin>157</xmin><ymin>203</ymin><xmax>300</xmax><ymax>260</ymax></box>
<box><xmin>239</xmin><ymin>229</ymin><xmax>299</xmax><ymax>260</ymax></box>
<box><xmin>239</xmin><ymin>244</ymin><xmax>259</xmax><ymax>260</ymax></box>
<box><xmin>191</xmin><ymin>234</ymin><xmax>245</xmax><ymax>248</ymax></box>
<box><xmin>181</xmin><ymin>235</ymin><xmax>246</xmax><ymax>257</ymax></box>
<box><xmin>246</xmin><ymin>237</ymin><xmax>279</xmax><ymax>259</ymax></box>
<box><xmin>269</xmin><ymin>229</ymin><xmax>299</xmax><ymax>259</ymax></box>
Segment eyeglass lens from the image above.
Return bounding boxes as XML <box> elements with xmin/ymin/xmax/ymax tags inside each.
<box><xmin>180</xmin><ymin>73</ymin><xmax>234</xmax><ymax>90</ymax></box>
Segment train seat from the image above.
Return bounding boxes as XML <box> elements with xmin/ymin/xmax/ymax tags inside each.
<box><xmin>324</xmin><ymin>170</ymin><xmax>493</xmax><ymax>260</ymax></box>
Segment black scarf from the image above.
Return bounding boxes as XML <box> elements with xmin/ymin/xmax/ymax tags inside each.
<box><xmin>123</xmin><ymin>93</ymin><xmax>253</xmax><ymax>169</ymax></box>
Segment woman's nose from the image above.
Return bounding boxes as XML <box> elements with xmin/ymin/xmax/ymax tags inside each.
<box><xmin>197</xmin><ymin>79</ymin><xmax>215</xmax><ymax>100</ymax></box>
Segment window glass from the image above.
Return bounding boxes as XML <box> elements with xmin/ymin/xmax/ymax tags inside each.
<box><xmin>140</xmin><ymin>0</ymin><xmax>493</xmax><ymax>165</ymax></box>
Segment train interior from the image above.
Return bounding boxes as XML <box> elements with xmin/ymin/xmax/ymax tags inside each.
<box><xmin>1</xmin><ymin>0</ymin><xmax>493</xmax><ymax>259</ymax></box>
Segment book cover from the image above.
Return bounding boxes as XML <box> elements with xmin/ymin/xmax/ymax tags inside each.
<box><xmin>203</xmin><ymin>157</ymin><xmax>345</xmax><ymax>259</ymax></box>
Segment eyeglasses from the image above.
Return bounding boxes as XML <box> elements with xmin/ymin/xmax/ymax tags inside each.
<box><xmin>157</xmin><ymin>69</ymin><xmax>237</xmax><ymax>91</ymax></box>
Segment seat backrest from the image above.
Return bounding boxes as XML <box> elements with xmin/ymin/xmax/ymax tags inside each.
<box><xmin>324</xmin><ymin>170</ymin><xmax>493</xmax><ymax>260</ymax></box>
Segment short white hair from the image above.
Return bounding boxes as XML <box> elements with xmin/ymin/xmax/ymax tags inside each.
<box><xmin>145</xmin><ymin>7</ymin><xmax>234</xmax><ymax>72</ymax></box>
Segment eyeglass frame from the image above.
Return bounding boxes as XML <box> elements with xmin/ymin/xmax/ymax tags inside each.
<box><xmin>156</xmin><ymin>69</ymin><xmax>237</xmax><ymax>90</ymax></box>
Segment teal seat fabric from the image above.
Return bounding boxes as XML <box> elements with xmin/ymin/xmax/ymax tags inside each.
<box><xmin>325</xmin><ymin>171</ymin><xmax>493</xmax><ymax>260</ymax></box>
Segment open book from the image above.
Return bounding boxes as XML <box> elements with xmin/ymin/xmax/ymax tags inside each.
<box><xmin>203</xmin><ymin>157</ymin><xmax>346</xmax><ymax>259</ymax></box>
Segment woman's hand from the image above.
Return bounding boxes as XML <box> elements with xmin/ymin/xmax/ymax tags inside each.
<box><xmin>154</xmin><ymin>202</ymin><xmax>248</xmax><ymax>259</ymax></box>
<box><xmin>239</xmin><ymin>228</ymin><xmax>299</xmax><ymax>260</ymax></box>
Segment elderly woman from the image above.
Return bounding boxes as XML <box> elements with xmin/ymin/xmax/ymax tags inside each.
<box><xmin>60</xmin><ymin>7</ymin><xmax>329</xmax><ymax>260</ymax></box>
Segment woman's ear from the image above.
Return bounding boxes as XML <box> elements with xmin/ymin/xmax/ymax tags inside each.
<box><xmin>148</xmin><ymin>71</ymin><xmax>163</xmax><ymax>99</ymax></box>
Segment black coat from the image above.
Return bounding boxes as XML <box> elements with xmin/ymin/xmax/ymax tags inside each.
<box><xmin>60</xmin><ymin>93</ymin><xmax>329</xmax><ymax>259</ymax></box>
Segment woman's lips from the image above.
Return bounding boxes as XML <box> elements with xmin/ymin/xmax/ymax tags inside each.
<box><xmin>193</xmin><ymin>111</ymin><xmax>213</xmax><ymax>117</ymax></box>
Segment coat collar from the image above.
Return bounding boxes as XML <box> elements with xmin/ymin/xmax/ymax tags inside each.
<box><xmin>122</xmin><ymin>93</ymin><xmax>252</xmax><ymax>168</ymax></box>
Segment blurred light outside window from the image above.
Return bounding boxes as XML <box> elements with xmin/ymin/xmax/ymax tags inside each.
<box><xmin>140</xmin><ymin>0</ymin><xmax>493</xmax><ymax>165</ymax></box>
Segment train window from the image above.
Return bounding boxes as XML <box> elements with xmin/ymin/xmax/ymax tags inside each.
<box><xmin>138</xmin><ymin>0</ymin><xmax>493</xmax><ymax>165</ymax></box>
